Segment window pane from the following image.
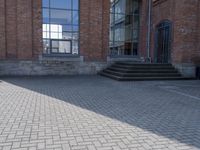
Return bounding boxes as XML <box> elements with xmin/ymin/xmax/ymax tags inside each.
<box><xmin>110</xmin><ymin>0</ymin><xmax>140</xmax><ymax>56</ymax></box>
<box><xmin>43</xmin><ymin>9</ymin><xmax>49</xmax><ymax>23</ymax></box>
<box><xmin>72</xmin><ymin>32</ymin><xmax>79</xmax><ymax>40</ymax></box>
<box><xmin>50</xmin><ymin>24</ymin><xmax>59</xmax><ymax>32</ymax></box>
<box><xmin>72</xmin><ymin>40</ymin><xmax>78</xmax><ymax>54</ymax></box>
<box><xmin>115</xmin><ymin>0</ymin><xmax>125</xmax><ymax>14</ymax></box>
<box><xmin>43</xmin><ymin>24</ymin><xmax>47</xmax><ymax>32</ymax></box>
<box><xmin>110</xmin><ymin>13</ymin><xmax>114</xmax><ymax>24</ymax></box>
<box><xmin>51</xmin><ymin>40</ymin><xmax>71</xmax><ymax>53</ymax></box>
<box><xmin>73</xmin><ymin>0</ymin><xmax>79</xmax><ymax>10</ymax></box>
<box><xmin>43</xmin><ymin>39</ymin><xmax>50</xmax><ymax>53</ymax></box>
<box><xmin>63</xmin><ymin>32</ymin><xmax>72</xmax><ymax>40</ymax></box>
<box><xmin>72</xmin><ymin>11</ymin><xmax>79</xmax><ymax>25</ymax></box>
<box><xmin>50</xmin><ymin>9</ymin><xmax>72</xmax><ymax>24</ymax></box>
<box><xmin>43</xmin><ymin>31</ymin><xmax>50</xmax><ymax>39</ymax></box>
<box><xmin>51</xmin><ymin>32</ymin><xmax>62</xmax><ymax>39</ymax></box>
<box><xmin>73</xmin><ymin>25</ymin><xmax>79</xmax><ymax>32</ymax></box>
<box><xmin>52</xmin><ymin>40</ymin><xmax>59</xmax><ymax>48</ymax></box>
<box><xmin>50</xmin><ymin>0</ymin><xmax>71</xmax><ymax>9</ymax></box>
<box><xmin>62</xmin><ymin>25</ymin><xmax>73</xmax><ymax>32</ymax></box>
<box><xmin>42</xmin><ymin>0</ymin><xmax>79</xmax><ymax>55</ymax></box>
<box><xmin>43</xmin><ymin>31</ymin><xmax>46</xmax><ymax>39</ymax></box>
<box><xmin>59</xmin><ymin>41</ymin><xmax>71</xmax><ymax>53</ymax></box>
<box><xmin>43</xmin><ymin>0</ymin><xmax>49</xmax><ymax>7</ymax></box>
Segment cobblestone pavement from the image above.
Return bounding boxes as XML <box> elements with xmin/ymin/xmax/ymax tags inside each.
<box><xmin>0</xmin><ymin>76</ymin><xmax>200</xmax><ymax>150</ymax></box>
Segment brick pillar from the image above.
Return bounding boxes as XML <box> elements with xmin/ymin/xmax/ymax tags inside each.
<box><xmin>102</xmin><ymin>0</ymin><xmax>110</xmax><ymax>61</ymax></box>
<box><xmin>1</xmin><ymin>0</ymin><xmax>42</xmax><ymax>60</ymax></box>
<box><xmin>32</xmin><ymin>0</ymin><xmax>43</xmax><ymax>59</ymax></box>
<box><xmin>172</xmin><ymin>0</ymin><xmax>200</xmax><ymax>77</ymax></box>
<box><xmin>80</xmin><ymin>0</ymin><xmax>110</xmax><ymax>61</ymax></box>
<box><xmin>79</xmin><ymin>0</ymin><xmax>90</xmax><ymax>60</ymax></box>
<box><xmin>196</xmin><ymin>1</ymin><xmax>200</xmax><ymax>64</ymax></box>
<box><xmin>139</xmin><ymin>0</ymin><xmax>148</xmax><ymax>59</ymax></box>
<box><xmin>0</xmin><ymin>0</ymin><xmax>6</xmax><ymax>59</ymax></box>
<box><xmin>173</xmin><ymin>0</ymin><xmax>199</xmax><ymax>64</ymax></box>
<box><xmin>88</xmin><ymin>0</ymin><xmax>103</xmax><ymax>61</ymax></box>
<box><xmin>6</xmin><ymin>0</ymin><xmax>17</xmax><ymax>59</ymax></box>
<box><xmin>17</xmin><ymin>0</ymin><xmax>33</xmax><ymax>59</ymax></box>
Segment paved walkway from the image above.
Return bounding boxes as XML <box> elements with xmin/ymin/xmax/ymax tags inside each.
<box><xmin>0</xmin><ymin>76</ymin><xmax>200</xmax><ymax>150</ymax></box>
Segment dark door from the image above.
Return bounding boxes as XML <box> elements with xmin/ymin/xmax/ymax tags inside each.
<box><xmin>155</xmin><ymin>21</ymin><xmax>172</xmax><ymax>63</ymax></box>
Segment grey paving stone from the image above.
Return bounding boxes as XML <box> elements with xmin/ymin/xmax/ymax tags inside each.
<box><xmin>0</xmin><ymin>76</ymin><xmax>200</xmax><ymax>150</ymax></box>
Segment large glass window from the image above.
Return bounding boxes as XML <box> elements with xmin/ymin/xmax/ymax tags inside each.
<box><xmin>110</xmin><ymin>0</ymin><xmax>140</xmax><ymax>56</ymax></box>
<box><xmin>42</xmin><ymin>0</ymin><xmax>79</xmax><ymax>55</ymax></box>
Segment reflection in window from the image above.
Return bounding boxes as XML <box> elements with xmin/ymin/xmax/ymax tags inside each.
<box><xmin>42</xmin><ymin>0</ymin><xmax>79</xmax><ymax>55</ymax></box>
<box><xmin>110</xmin><ymin>0</ymin><xmax>140</xmax><ymax>56</ymax></box>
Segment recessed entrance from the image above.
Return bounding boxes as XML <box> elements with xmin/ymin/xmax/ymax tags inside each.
<box><xmin>155</xmin><ymin>21</ymin><xmax>172</xmax><ymax>63</ymax></box>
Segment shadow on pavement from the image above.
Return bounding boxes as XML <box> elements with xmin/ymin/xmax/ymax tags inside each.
<box><xmin>2</xmin><ymin>76</ymin><xmax>200</xmax><ymax>149</ymax></box>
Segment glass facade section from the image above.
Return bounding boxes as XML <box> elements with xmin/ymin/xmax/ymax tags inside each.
<box><xmin>42</xmin><ymin>0</ymin><xmax>79</xmax><ymax>55</ymax></box>
<box><xmin>110</xmin><ymin>0</ymin><xmax>140</xmax><ymax>56</ymax></box>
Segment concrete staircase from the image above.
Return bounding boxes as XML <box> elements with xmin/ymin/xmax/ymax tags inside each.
<box><xmin>100</xmin><ymin>62</ymin><xmax>189</xmax><ymax>81</ymax></box>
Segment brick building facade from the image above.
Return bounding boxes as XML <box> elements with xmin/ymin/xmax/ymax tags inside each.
<box><xmin>0</xmin><ymin>0</ymin><xmax>200</xmax><ymax>77</ymax></box>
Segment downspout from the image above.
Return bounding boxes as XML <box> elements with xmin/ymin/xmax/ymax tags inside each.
<box><xmin>146</xmin><ymin>0</ymin><xmax>152</xmax><ymax>62</ymax></box>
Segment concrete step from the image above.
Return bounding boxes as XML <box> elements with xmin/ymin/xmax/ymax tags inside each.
<box><xmin>103</xmin><ymin>69</ymin><xmax>182</xmax><ymax>77</ymax></box>
<box><xmin>112</xmin><ymin>64</ymin><xmax>175</xmax><ymax>69</ymax></box>
<box><xmin>116</xmin><ymin>62</ymin><xmax>172</xmax><ymax>66</ymax></box>
<box><xmin>100</xmin><ymin>62</ymin><xmax>189</xmax><ymax>81</ymax></box>
<box><xmin>99</xmin><ymin>72</ymin><xmax>190</xmax><ymax>81</ymax></box>
<box><xmin>108</xmin><ymin>67</ymin><xmax>178</xmax><ymax>73</ymax></box>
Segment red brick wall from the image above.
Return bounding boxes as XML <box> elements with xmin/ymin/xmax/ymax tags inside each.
<box><xmin>32</xmin><ymin>0</ymin><xmax>43</xmax><ymax>59</ymax></box>
<box><xmin>138</xmin><ymin>0</ymin><xmax>175</xmax><ymax>62</ymax></box>
<box><xmin>1</xmin><ymin>0</ymin><xmax>199</xmax><ymax>64</ymax></box>
<box><xmin>150</xmin><ymin>0</ymin><xmax>175</xmax><ymax>62</ymax></box>
<box><xmin>139</xmin><ymin>0</ymin><xmax>148</xmax><ymax>58</ymax></box>
<box><xmin>79</xmin><ymin>0</ymin><xmax>110</xmax><ymax>61</ymax></box>
<box><xmin>17</xmin><ymin>0</ymin><xmax>33</xmax><ymax>59</ymax></box>
<box><xmin>0</xmin><ymin>0</ymin><xmax>42</xmax><ymax>60</ymax></box>
<box><xmin>0</xmin><ymin>0</ymin><xmax>6</xmax><ymax>59</ymax></box>
<box><xmin>173</xmin><ymin>0</ymin><xmax>200</xmax><ymax>64</ymax></box>
<box><xmin>192</xmin><ymin>0</ymin><xmax>200</xmax><ymax>64</ymax></box>
<box><xmin>0</xmin><ymin>0</ymin><xmax>109</xmax><ymax>61</ymax></box>
<box><xmin>146</xmin><ymin>0</ymin><xmax>200</xmax><ymax>64</ymax></box>
<box><xmin>102</xmin><ymin>0</ymin><xmax>110</xmax><ymax>60</ymax></box>
<box><xmin>197</xmin><ymin>2</ymin><xmax>200</xmax><ymax>64</ymax></box>
<box><xmin>5</xmin><ymin>0</ymin><xmax>18</xmax><ymax>59</ymax></box>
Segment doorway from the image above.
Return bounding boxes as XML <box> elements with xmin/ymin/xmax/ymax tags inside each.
<box><xmin>155</xmin><ymin>21</ymin><xmax>172</xmax><ymax>63</ymax></box>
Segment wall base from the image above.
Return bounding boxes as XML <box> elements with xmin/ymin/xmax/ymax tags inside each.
<box><xmin>107</xmin><ymin>56</ymin><xmax>142</xmax><ymax>62</ymax></box>
<box><xmin>0</xmin><ymin>60</ymin><xmax>108</xmax><ymax>76</ymax></box>
<box><xmin>1</xmin><ymin>60</ymin><xmax>197</xmax><ymax>78</ymax></box>
<box><xmin>174</xmin><ymin>63</ymin><xmax>196</xmax><ymax>78</ymax></box>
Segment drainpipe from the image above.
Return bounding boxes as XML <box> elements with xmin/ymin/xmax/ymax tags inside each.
<box><xmin>146</xmin><ymin>0</ymin><xmax>152</xmax><ymax>62</ymax></box>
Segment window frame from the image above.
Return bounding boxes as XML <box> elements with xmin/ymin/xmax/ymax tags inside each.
<box><xmin>109</xmin><ymin>0</ymin><xmax>140</xmax><ymax>57</ymax></box>
<box><xmin>42</xmin><ymin>0</ymin><xmax>80</xmax><ymax>57</ymax></box>
<box><xmin>50</xmin><ymin>39</ymin><xmax>72</xmax><ymax>54</ymax></box>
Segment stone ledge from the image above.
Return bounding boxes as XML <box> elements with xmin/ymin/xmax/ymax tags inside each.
<box><xmin>107</xmin><ymin>56</ymin><xmax>141</xmax><ymax>62</ymax></box>
<box><xmin>174</xmin><ymin>63</ymin><xmax>196</xmax><ymax>78</ymax></box>
<box><xmin>39</xmin><ymin>55</ymin><xmax>84</xmax><ymax>62</ymax></box>
<box><xmin>0</xmin><ymin>60</ymin><xmax>108</xmax><ymax>76</ymax></box>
